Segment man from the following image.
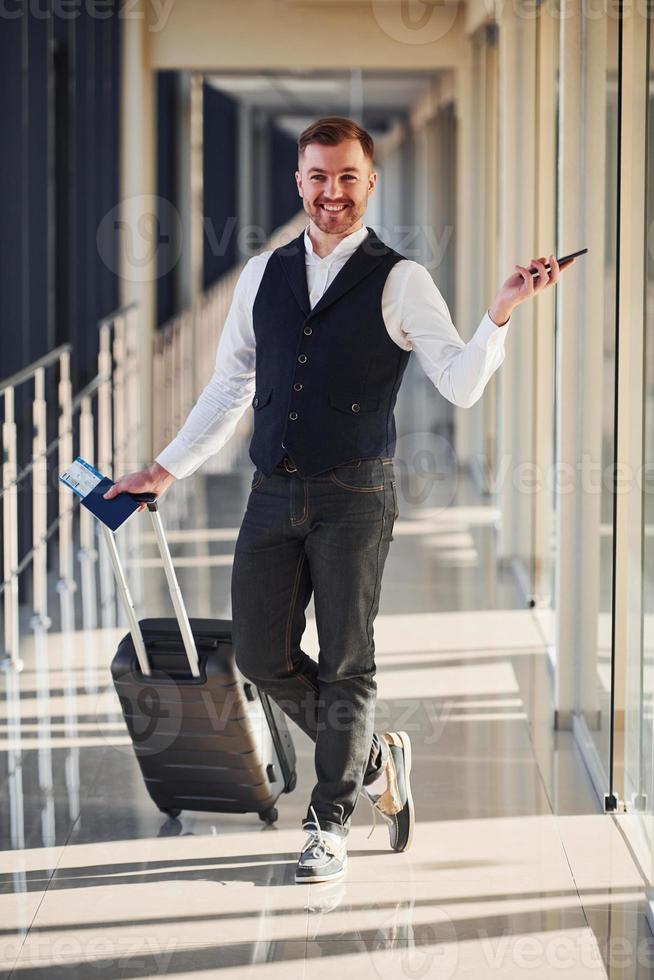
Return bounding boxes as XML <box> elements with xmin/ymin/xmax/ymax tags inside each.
<box><xmin>106</xmin><ymin>116</ymin><xmax>574</xmax><ymax>884</ymax></box>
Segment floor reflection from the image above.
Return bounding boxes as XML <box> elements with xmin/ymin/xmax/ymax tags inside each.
<box><xmin>0</xmin><ymin>470</ymin><xmax>651</xmax><ymax>979</ymax></box>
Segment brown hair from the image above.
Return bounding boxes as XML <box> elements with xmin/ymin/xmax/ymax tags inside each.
<box><xmin>297</xmin><ymin>117</ymin><xmax>374</xmax><ymax>162</ymax></box>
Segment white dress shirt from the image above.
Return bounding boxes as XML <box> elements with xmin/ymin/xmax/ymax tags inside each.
<box><xmin>155</xmin><ymin>224</ymin><xmax>511</xmax><ymax>479</ymax></box>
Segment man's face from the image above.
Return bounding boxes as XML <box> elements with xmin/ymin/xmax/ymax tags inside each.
<box><xmin>295</xmin><ymin>139</ymin><xmax>376</xmax><ymax>236</ymax></box>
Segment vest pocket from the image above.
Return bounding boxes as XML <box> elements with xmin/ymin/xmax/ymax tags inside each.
<box><xmin>252</xmin><ymin>388</ymin><xmax>273</xmax><ymax>410</ymax></box>
<box><xmin>329</xmin><ymin>391</ymin><xmax>379</xmax><ymax>414</ymax></box>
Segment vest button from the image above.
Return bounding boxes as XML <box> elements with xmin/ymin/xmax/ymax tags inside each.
<box><xmin>351</xmin><ymin>403</ymin><xmax>361</xmax><ymax>413</ymax></box>
<box><xmin>303</xmin><ymin>326</ymin><xmax>313</xmax><ymax>336</ymax></box>
<box><xmin>298</xmin><ymin>354</ymin><xmax>308</xmax><ymax>364</ymax></box>
<box><xmin>289</xmin><ymin>411</ymin><xmax>298</xmax><ymax>421</ymax></box>
<box><xmin>293</xmin><ymin>382</ymin><xmax>303</xmax><ymax>391</ymax></box>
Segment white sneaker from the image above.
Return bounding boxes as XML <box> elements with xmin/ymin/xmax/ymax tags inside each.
<box><xmin>295</xmin><ymin>805</ymin><xmax>348</xmax><ymax>884</ymax></box>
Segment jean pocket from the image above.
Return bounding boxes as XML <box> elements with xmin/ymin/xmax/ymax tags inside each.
<box><xmin>390</xmin><ymin>479</ymin><xmax>399</xmax><ymax>520</ymax></box>
<box><xmin>329</xmin><ymin>460</ymin><xmax>385</xmax><ymax>493</ymax></box>
<box><xmin>251</xmin><ymin>469</ymin><xmax>265</xmax><ymax>490</ymax></box>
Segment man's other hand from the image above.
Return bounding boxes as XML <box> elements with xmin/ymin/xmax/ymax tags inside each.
<box><xmin>103</xmin><ymin>462</ymin><xmax>176</xmax><ymax>512</ymax></box>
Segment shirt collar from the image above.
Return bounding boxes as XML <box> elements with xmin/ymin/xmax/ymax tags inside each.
<box><xmin>303</xmin><ymin>224</ymin><xmax>369</xmax><ymax>263</ymax></box>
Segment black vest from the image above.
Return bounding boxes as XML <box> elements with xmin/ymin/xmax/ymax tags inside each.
<box><xmin>249</xmin><ymin>226</ymin><xmax>412</xmax><ymax>477</ymax></box>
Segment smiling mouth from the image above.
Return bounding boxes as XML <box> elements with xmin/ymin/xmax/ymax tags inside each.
<box><xmin>319</xmin><ymin>203</ymin><xmax>350</xmax><ymax>213</ymax></box>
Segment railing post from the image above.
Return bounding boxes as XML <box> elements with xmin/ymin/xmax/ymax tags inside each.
<box><xmin>31</xmin><ymin>367</ymin><xmax>51</xmax><ymax>632</ymax></box>
<box><xmin>111</xmin><ymin>315</ymin><xmax>131</xmax><ymax>626</ymax></box>
<box><xmin>98</xmin><ymin>322</ymin><xmax>116</xmax><ymax>628</ymax></box>
<box><xmin>98</xmin><ymin>323</ymin><xmax>113</xmax><ymax>477</ymax></box>
<box><xmin>151</xmin><ymin>331</ymin><xmax>162</xmax><ymax>460</ymax></box>
<box><xmin>123</xmin><ymin>308</ymin><xmax>144</xmax><ymax>609</ymax></box>
<box><xmin>112</xmin><ymin>314</ymin><xmax>126</xmax><ymax>480</ymax></box>
<box><xmin>125</xmin><ymin>305</ymin><xmax>140</xmax><ymax>471</ymax></box>
<box><xmin>2</xmin><ymin>387</ymin><xmax>21</xmax><ymax>670</ymax></box>
<box><xmin>77</xmin><ymin>394</ymin><xmax>98</xmax><ymax>632</ymax></box>
<box><xmin>57</xmin><ymin>351</ymin><xmax>76</xmax><ymax>597</ymax></box>
<box><xmin>163</xmin><ymin>324</ymin><xmax>174</xmax><ymax>449</ymax></box>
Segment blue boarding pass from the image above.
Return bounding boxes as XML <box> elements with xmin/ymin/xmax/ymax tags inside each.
<box><xmin>59</xmin><ymin>457</ymin><xmax>140</xmax><ymax>532</ymax></box>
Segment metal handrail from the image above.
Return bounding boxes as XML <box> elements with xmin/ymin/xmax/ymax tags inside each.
<box><xmin>0</xmin><ymin>376</ymin><xmax>109</xmax><ymax>502</ymax></box>
<box><xmin>0</xmin><ymin>371</ymin><xmax>110</xmax><ymax>556</ymax></box>
<box><xmin>0</xmin><ymin>344</ymin><xmax>72</xmax><ymax>395</ymax></box>
<box><xmin>71</xmin><ymin>371</ymin><xmax>110</xmax><ymax>412</ymax></box>
<box><xmin>1</xmin><ymin>309</ymin><xmax>141</xmax><ymax>669</ymax></box>
<box><xmin>97</xmin><ymin>302</ymin><xmax>138</xmax><ymax>329</ymax></box>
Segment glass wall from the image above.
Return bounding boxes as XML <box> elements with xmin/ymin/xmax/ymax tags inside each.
<box><xmin>583</xmin><ymin>10</ymin><xmax>620</xmax><ymax>781</ymax></box>
<box><xmin>623</xmin><ymin>0</ymin><xmax>654</xmax><ymax>877</ymax></box>
<box><xmin>531</xmin><ymin>0</ymin><xmax>560</xmax><ymax>652</ymax></box>
<box><xmin>644</xmin><ymin>30</ymin><xmax>654</xmax><ymax>888</ymax></box>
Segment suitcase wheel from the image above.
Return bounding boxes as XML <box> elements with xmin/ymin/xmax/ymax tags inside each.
<box><xmin>159</xmin><ymin>807</ymin><xmax>182</xmax><ymax>819</ymax></box>
<box><xmin>259</xmin><ymin>807</ymin><xmax>278</xmax><ymax>824</ymax></box>
<box><xmin>284</xmin><ymin>771</ymin><xmax>297</xmax><ymax>793</ymax></box>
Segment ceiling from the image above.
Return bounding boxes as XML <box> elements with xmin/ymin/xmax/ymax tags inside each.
<box><xmin>206</xmin><ymin>70</ymin><xmax>438</xmax><ymax>137</ymax></box>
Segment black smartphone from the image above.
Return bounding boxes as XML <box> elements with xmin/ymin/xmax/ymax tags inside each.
<box><xmin>530</xmin><ymin>248</ymin><xmax>587</xmax><ymax>278</ymax></box>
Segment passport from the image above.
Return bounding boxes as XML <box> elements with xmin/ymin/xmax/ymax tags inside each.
<box><xmin>59</xmin><ymin>457</ymin><xmax>140</xmax><ymax>532</ymax></box>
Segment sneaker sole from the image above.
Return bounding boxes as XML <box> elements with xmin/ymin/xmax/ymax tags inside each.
<box><xmin>295</xmin><ymin>856</ymin><xmax>348</xmax><ymax>884</ymax></box>
<box><xmin>393</xmin><ymin>730</ymin><xmax>414</xmax><ymax>851</ymax></box>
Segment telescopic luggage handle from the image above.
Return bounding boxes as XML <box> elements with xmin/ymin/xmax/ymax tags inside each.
<box><xmin>101</xmin><ymin>493</ymin><xmax>201</xmax><ymax>678</ymax></box>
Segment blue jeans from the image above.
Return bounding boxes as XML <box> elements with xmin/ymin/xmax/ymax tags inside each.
<box><xmin>231</xmin><ymin>455</ymin><xmax>399</xmax><ymax>838</ymax></box>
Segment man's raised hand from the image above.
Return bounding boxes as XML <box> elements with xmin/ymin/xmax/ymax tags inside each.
<box><xmin>489</xmin><ymin>253</ymin><xmax>576</xmax><ymax>326</ymax></box>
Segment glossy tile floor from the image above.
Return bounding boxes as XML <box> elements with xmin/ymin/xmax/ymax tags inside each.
<box><xmin>1</xmin><ymin>466</ymin><xmax>653</xmax><ymax>979</ymax></box>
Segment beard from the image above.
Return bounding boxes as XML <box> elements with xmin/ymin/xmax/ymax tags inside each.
<box><xmin>304</xmin><ymin>197</ymin><xmax>367</xmax><ymax>235</ymax></box>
